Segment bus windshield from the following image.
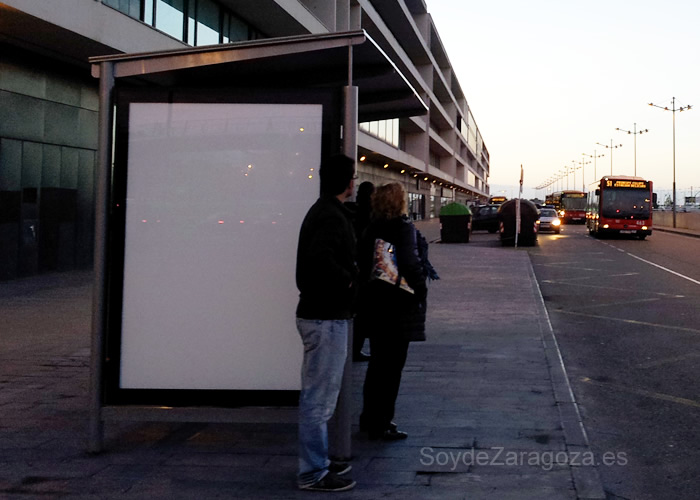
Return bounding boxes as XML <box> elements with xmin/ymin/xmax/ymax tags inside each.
<box><xmin>561</xmin><ymin>197</ymin><xmax>587</xmax><ymax>210</ymax></box>
<box><xmin>601</xmin><ymin>188</ymin><xmax>651</xmax><ymax>218</ymax></box>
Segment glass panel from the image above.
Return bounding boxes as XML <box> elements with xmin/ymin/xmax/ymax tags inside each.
<box><xmin>369</xmin><ymin>120</ymin><xmax>379</xmax><ymax>136</ymax></box>
<box><xmin>228</xmin><ymin>14</ymin><xmax>249</xmax><ymax>42</ymax></box>
<box><xmin>601</xmin><ymin>188</ymin><xmax>650</xmax><ymax>218</ymax></box>
<box><xmin>120</xmin><ymin>102</ymin><xmax>323</xmax><ymax>390</ymax></box>
<box><xmin>222</xmin><ymin>14</ymin><xmax>230</xmax><ymax>43</ymax></box>
<box><xmin>155</xmin><ymin>0</ymin><xmax>185</xmax><ymax>40</ymax></box>
<box><xmin>144</xmin><ymin>0</ymin><xmax>154</xmax><ymax>24</ymax></box>
<box><xmin>196</xmin><ymin>0</ymin><xmax>220</xmax><ymax>46</ymax></box>
<box><xmin>103</xmin><ymin>0</ymin><xmax>141</xmax><ymax>19</ymax></box>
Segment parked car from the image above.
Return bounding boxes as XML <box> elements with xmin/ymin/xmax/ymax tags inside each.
<box><xmin>537</xmin><ymin>208</ymin><xmax>561</xmax><ymax>234</ymax></box>
<box><xmin>471</xmin><ymin>204</ymin><xmax>500</xmax><ymax>233</ymax></box>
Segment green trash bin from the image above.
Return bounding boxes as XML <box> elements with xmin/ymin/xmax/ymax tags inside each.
<box><xmin>439</xmin><ymin>202</ymin><xmax>472</xmax><ymax>243</ymax></box>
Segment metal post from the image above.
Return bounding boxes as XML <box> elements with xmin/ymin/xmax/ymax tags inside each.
<box><xmin>633</xmin><ymin>123</ymin><xmax>637</xmax><ymax>176</ymax></box>
<box><xmin>330</xmin><ymin>44</ymin><xmax>358</xmax><ymax>462</ymax></box>
<box><xmin>594</xmin><ymin>150</ymin><xmax>597</xmax><ymax>182</ymax></box>
<box><xmin>89</xmin><ymin>61</ymin><xmax>114</xmax><ymax>454</ymax></box>
<box><xmin>672</xmin><ymin>98</ymin><xmax>677</xmax><ymax>228</ymax></box>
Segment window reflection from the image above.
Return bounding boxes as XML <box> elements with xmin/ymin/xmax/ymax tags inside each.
<box><xmin>196</xmin><ymin>0</ymin><xmax>220</xmax><ymax>45</ymax></box>
<box><xmin>156</xmin><ymin>0</ymin><xmax>185</xmax><ymax>40</ymax></box>
<box><xmin>359</xmin><ymin>119</ymin><xmax>400</xmax><ymax>147</ymax></box>
<box><xmin>601</xmin><ymin>189</ymin><xmax>650</xmax><ymax>219</ymax></box>
<box><xmin>102</xmin><ymin>0</ymin><xmax>264</xmax><ymax>46</ymax></box>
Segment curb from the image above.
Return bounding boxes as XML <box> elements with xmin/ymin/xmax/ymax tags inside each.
<box><xmin>526</xmin><ymin>257</ymin><xmax>607</xmax><ymax>500</ymax></box>
<box><xmin>654</xmin><ymin>227</ymin><xmax>700</xmax><ymax>239</ymax></box>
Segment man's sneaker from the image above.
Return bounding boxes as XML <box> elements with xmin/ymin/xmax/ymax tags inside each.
<box><xmin>328</xmin><ymin>461</ymin><xmax>352</xmax><ymax>476</ymax></box>
<box><xmin>299</xmin><ymin>472</ymin><xmax>356</xmax><ymax>492</ymax></box>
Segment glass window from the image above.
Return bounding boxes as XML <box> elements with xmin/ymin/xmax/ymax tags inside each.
<box><xmin>359</xmin><ymin>119</ymin><xmax>399</xmax><ymax>147</ymax></box>
<box><xmin>409</xmin><ymin>193</ymin><xmax>424</xmax><ymax>220</ymax></box>
<box><xmin>196</xmin><ymin>0</ymin><xmax>220</xmax><ymax>46</ymax></box>
<box><xmin>227</xmin><ymin>14</ymin><xmax>249</xmax><ymax>42</ymax></box>
<box><xmin>156</xmin><ymin>0</ymin><xmax>185</xmax><ymax>41</ymax></box>
<box><xmin>144</xmin><ymin>0</ymin><xmax>154</xmax><ymax>24</ymax></box>
<box><xmin>104</xmin><ymin>0</ymin><xmax>141</xmax><ymax>19</ymax></box>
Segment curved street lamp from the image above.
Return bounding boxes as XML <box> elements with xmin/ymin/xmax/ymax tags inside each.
<box><xmin>616</xmin><ymin>123</ymin><xmax>648</xmax><ymax>176</ymax></box>
<box><xmin>596</xmin><ymin>140</ymin><xmax>623</xmax><ymax>175</ymax></box>
<box><xmin>583</xmin><ymin>151</ymin><xmax>604</xmax><ymax>185</ymax></box>
<box><xmin>577</xmin><ymin>156</ymin><xmax>591</xmax><ymax>191</ymax></box>
<box><xmin>649</xmin><ymin>97</ymin><xmax>692</xmax><ymax>228</ymax></box>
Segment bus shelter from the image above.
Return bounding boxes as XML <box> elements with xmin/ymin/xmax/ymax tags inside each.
<box><xmin>88</xmin><ymin>31</ymin><xmax>426</xmax><ymax>454</ymax></box>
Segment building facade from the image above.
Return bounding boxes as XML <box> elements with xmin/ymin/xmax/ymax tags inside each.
<box><xmin>0</xmin><ymin>0</ymin><xmax>489</xmax><ymax>279</ymax></box>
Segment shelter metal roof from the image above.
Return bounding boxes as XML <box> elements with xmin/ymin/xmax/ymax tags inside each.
<box><xmin>89</xmin><ymin>30</ymin><xmax>427</xmax><ymax>122</ymax></box>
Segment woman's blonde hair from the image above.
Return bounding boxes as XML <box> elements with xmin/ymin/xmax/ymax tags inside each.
<box><xmin>371</xmin><ymin>182</ymin><xmax>407</xmax><ymax>219</ymax></box>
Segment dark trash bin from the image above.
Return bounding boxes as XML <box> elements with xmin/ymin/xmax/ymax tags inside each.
<box><xmin>439</xmin><ymin>202</ymin><xmax>472</xmax><ymax>243</ymax></box>
<box><xmin>497</xmin><ymin>198</ymin><xmax>538</xmax><ymax>246</ymax></box>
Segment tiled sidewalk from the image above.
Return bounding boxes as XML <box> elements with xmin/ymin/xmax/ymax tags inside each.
<box><xmin>0</xmin><ymin>237</ymin><xmax>605</xmax><ymax>499</ymax></box>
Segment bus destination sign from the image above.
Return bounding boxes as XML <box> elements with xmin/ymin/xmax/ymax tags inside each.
<box><xmin>606</xmin><ymin>179</ymin><xmax>648</xmax><ymax>189</ymax></box>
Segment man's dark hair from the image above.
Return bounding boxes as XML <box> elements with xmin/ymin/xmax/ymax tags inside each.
<box><xmin>320</xmin><ymin>154</ymin><xmax>355</xmax><ymax>196</ymax></box>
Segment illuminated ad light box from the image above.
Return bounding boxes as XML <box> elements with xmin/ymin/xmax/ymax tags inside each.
<box><xmin>107</xmin><ymin>89</ymin><xmax>340</xmax><ymax>407</ymax></box>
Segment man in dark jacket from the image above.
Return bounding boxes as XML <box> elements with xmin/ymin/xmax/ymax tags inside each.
<box><xmin>295</xmin><ymin>153</ymin><xmax>358</xmax><ymax>492</ymax></box>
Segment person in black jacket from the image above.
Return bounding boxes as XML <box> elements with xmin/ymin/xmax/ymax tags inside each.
<box><xmin>356</xmin><ymin>182</ymin><xmax>428</xmax><ymax>441</ymax></box>
<box><xmin>295</xmin><ymin>154</ymin><xmax>358</xmax><ymax>492</ymax></box>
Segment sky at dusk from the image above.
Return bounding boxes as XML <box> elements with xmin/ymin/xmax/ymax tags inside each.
<box><xmin>427</xmin><ymin>0</ymin><xmax>700</xmax><ymax>202</ymax></box>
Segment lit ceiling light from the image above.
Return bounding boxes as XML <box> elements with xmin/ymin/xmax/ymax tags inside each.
<box><xmin>360</xmin><ymin>156</ymin><xmax>366</xmax><ymax>162</ymax></box>
<box><xmin>384</xmin><ymin>163</ymin><xmax>389</xmax><ymax>168</ymax></box>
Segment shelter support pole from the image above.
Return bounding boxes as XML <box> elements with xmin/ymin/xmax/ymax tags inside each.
<box><xmin>329</xmin><ymin>81</ymin><xmax>358</xmax><ymax>462</ymax></box>
<box><xmin>88</xmin><ymin>61</ymin><xmax>114</xmax><ymax>454</ymax></box>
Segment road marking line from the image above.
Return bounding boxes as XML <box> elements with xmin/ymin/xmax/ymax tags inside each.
<box><xmin>554</xmin><ymin>310</ymin><xmax>700</xmax><ymax>334</ymax></box>
<box><xmin>541</xmin><ymin>280</ymin><xmax>684</xmax><ymax>298</ymax></box>
<box><xmin>574</xmin><ymin>297</ymin><xmax>661</xmax><ymax>310</ymax></box>
<box><xmin>542</xmin><ymin>272</ymin><xmax>639</xmax><ymax>284</ymax></box>
<box><xmin>596</xmin><ymin>239</ymin><xmax>700</xmax><ymax>286</ymax></box>
<box><xmin>580</xmin><ymin>377</ymin><xmax>700</xmax><ymax>409</ymax></box>
<box><xmin>625</xmin><ymin>252</ymin><xmax>700</xmax><ymax>286</ymax></box>
<box><xmin>637</xmin><ymin>352</ymin><xmax>700</xmax><ymax>369</ymax></box>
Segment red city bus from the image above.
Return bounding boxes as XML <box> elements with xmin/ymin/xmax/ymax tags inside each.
<box><xmin>551</xmin><ymin>190</ymin><xmax>587</xmax><ymax>223</ymax></box>
<box><xmin>586</xmin><ymin>176</ymin><xmax>653</xmax><ymax>240</ymax></box>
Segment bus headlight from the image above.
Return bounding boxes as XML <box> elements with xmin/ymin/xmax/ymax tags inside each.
<box><xmin>641</xmin><ymin>226</ymin><xmax>648</xmax><ymax>230</ymax></box>
<box><xmin>603</xmin><ymin>224</ymin><xmax>609</xmax><ymax>229</ymax></box>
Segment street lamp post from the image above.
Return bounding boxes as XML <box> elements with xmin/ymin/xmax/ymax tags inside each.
<box><xmin>583</xmin><ymin>151</ymin><xmax>604</xmax><ymax>186</ymax></box>
<box><xmin>559</xmin><ymin>169</ymin><xmax>566</xmax><ymax>191</ymax></box>
<box><xmin>649</xmin><ymin>97</ymin><xmax>692</xmax><ymax>228</ymax></box>
<box><xmin>568</xmin><ymin>163</ymin><xmax>577</xmax><ymax>190</ymax></box>
<box><xmin>596</xmin><ymin>140</ymin><xmax>623</xmax><ymax>175</ymax></box>
<box><xmin>616</xmin><ymin>123</ymin><xmax>648</xmax><ymax>176</ymax></box>
<box><xmin>577</xmin><ymin>156</ymin><xmax>591</xmax><ymax>191</ymax></box>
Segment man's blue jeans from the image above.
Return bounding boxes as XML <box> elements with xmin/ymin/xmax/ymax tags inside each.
<box><xmin>296</xmin><ymin>318</ymin><xmax>349</xmax><ymax>487</ymax></box>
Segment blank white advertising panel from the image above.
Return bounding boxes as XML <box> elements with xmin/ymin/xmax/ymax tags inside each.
<box><xmin>119</xmin><ymin>102</ymin><xmax>322</xmax><ymax>390</ymax></box>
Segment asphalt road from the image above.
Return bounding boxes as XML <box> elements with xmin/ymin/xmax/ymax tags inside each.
<box><xmin>528</xmin><ymin>224</ymin><xmax>700</xmax><ymax>500</ymax></box>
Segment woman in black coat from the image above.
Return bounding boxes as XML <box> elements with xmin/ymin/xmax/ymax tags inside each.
<box><xmin>357</xmin><ymin>182</ymin><xmax>427</xmax><ymax>440</ymax></box>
